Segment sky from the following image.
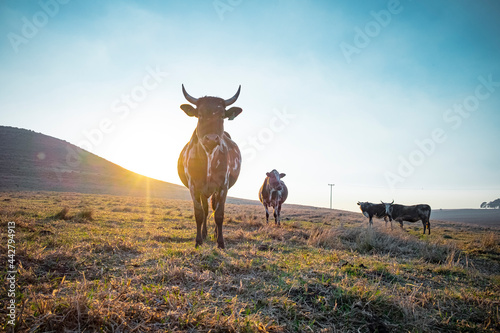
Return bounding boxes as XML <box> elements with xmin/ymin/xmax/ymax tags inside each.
<box><xmin>1</xmin><ymin>0</ymin><xmax>499</xmax><ymax>212</ymax></box>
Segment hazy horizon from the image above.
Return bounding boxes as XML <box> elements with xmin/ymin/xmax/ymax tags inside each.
<box><xmin>1</xmin><ymin>0</ymin><xmax>499</xmax><ymax>211</ymax></box>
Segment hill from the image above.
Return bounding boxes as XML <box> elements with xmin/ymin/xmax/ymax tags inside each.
<box><xmin>0</xmin><ymin>126</ymin><xmax>273</xmax><ymax>206</ymax></box>
<box><xmin>0</xmin><ymin>126</ymin><xmax>190</xmax><ymax>200</ymax></box>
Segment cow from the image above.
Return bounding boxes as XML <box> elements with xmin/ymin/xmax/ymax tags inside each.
<box><xmin>177</xmin><ymin>84</ymin><xmax>242</xmax><ymax>249</ymax></box>
<box><xmin>259</xmin><ymin>169</ymin><xmax>288</xmax><ymax>225</ymax></box>
<box><xmin>357</xmin><ymin>201</ymin><xmax>393</xmax><ymax>228</ymax></box>
<box><xmin>382</xmin><ymin>201</ymin><xmax>432</xmax><ymax>235</ymax></box>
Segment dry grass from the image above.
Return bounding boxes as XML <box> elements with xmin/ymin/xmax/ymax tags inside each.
<box><xmin>0</xmin><ymin>191</ymin><xmax>499</xmax><ymax>332</ymax></box>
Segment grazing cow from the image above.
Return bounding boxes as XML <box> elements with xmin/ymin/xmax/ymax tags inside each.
<box><xmin>357</xmin><ymin>201</ymin><xmax>392</xmax><ymax>228</ymax></box>
<box><xmin>178</xmin><ymin>85</ymin><xmax>242</xmax><ymax>249</ymax></box>
<box><xmin>382</xmin><ymin>202</ymin><xmax>432</xmax><ymax>235</ymax></box>
<box><xmin>259</xmin><ymin>169</ymin><xmax>288</xmax><ymax>225</ymax></box>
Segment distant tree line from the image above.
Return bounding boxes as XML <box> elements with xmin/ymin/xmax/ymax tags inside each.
<box><xmin>480</xmin><ymin>198</ymin><xmax>500</xmax><ymax>209</ymax></box>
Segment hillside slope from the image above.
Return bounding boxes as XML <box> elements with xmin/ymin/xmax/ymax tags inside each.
<box><xmin>0</xmin><ymin>126</ymin><xmax>191</xmax><ymax>200</ymax></box>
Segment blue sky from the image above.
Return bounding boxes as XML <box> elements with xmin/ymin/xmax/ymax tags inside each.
<box><xmin>1</xmin><ymin>0</ymin><xmax>499</xmax><ymax>211</ymax></box>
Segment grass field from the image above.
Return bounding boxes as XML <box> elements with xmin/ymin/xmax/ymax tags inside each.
<box><xmin>1</xmin><ymin>191</ymin><xmax>499</xmax><ymax>332</ymax></box>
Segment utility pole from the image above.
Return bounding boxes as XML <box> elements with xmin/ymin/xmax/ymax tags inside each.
<box><xmin>328</xmin><ymin>184</ymin><xmax>335</xmax><ymax>209</ymax></box>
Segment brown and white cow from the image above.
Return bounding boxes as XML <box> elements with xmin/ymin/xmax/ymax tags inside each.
<box><xmin>357</xmin><ymin>201</ymin><xmax>393</xmax><ymax>228</ymax></box>
<box><xmin>382</xmin><ymin>202</ymin><xmax>432</xmax><ymax>234</ymax></box>
<box><xmin>178</xmin><ymin>85</ymin><xmax>242</xmax><ymax>249</ymax></box>
<box><xmin>259</xmin><ymin>169</ymin><xmax>288</xmax><ymax>225</ymax></box>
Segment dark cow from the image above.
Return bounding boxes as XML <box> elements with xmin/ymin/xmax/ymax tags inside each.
<box><xmin>357</xmin><ymin>201</ymin><xmax>392</xmax><ymax>228</ymax></box>
<box><xmin>178</xmin><ymin>85</ymin><xmax>242</xmax><ymax>249</ymax></box>
<box><xmin>259</xmin><ymin>169</ymin><xmax>288</xmax><ymax>225</ymax></box>
<box><xmin>382</xmin><ymin>202</ymin><xmax>432</xmax><ymax>235</ymax></box>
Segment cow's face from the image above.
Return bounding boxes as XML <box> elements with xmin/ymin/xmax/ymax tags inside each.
<box><xmin>357</xmin><ymin>201</ymin><xmax>368</xmax><ymax>211</ymax></box>
<box><xmin>381</xmin><ymin>200</ymin><xmax>394</xmax><ymax>216</ymax></box>
<box><xmin>266</xmin><ymin>169</ymin><xmax>285</xmax><ymax>190</ymax></box>
<box><xmin>181</xmin><ymin>85</ymin><xmax>242</xmax><ymax>153</ymax></box>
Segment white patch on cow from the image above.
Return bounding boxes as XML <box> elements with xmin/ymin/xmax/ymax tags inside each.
<box><xmin>233</xmin><ymin>157</ymin><xmax>240</xmax><ymax>171</ymax></box>
<box><xmin>224</xmin><ymin>168</ymin><xmax>230</xmax><ymax>186</ymax></box>
<box><xmin>206</xmin><ymin>147</ymin><xmax>219</xmax><ymax>179</ymax></box>
<box><xmin>363</xmin><ymin>211</ymin><xmax>369</xmax><ymax>218</ymax></box>
<box><xmin>182</xmin><ymin>146</ymin><xmax>192</xmax><ymax>186</ymax></box>
<box><xmin>383</xmin><ymin>203</ymin><xmax>392</xmax><ymax>215</ymax></box>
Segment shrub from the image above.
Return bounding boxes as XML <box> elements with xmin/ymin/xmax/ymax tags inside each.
<box><xmin>76</xmin><ymin>208</ymin><xmax>94</xmax><ymax>221</ymax></box>
<box><xmin>53</xmin><ymin>207</ymin><xmax>71</xmax><ymax>220</ymax></box>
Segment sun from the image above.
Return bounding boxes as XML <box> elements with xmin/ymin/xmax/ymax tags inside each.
<box><xmin>93</xmin><ymin>105</ymin><xmax>193</xmax><ymax>186</ymax></box>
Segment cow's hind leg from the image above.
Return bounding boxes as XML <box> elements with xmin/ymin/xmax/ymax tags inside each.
<box><xmin>422</xmin><ymin>219</ymin><xmax>430</xmax><ymax>235</ymax></box>
<box><xmin>212</xmin><ymin>189</ymin><xmax>228</xmax><ymax>249</ymax></box>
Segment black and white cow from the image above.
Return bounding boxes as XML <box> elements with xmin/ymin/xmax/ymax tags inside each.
<box><xmin>357</xmin><ymin>201</ymin><xmax>392</xmax><ymax>228</ymax></box>
<box><xmin>382</xmin><ymin>202</ymin><xmax>432</xmax><ymax>235</ymax></box>
<box><xmin>259</xmin><ymin>170</ymin><xmax>288</xmax><ymax>225</ymax></box>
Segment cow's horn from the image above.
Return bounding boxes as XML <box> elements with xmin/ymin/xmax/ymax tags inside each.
<box><xmin>391</xmin><ymin>199</ymin><xmax>394</xmax><ymax>204</ymax></box>
<box><xmin>224</xmin><ymin>85</ymin><xmax>241</xmax><ymax>106</ymax></box>
<box><xmin>182</xmin><ymin>84</ymin><xmax>198</xmax><ymax>105</ymax></box>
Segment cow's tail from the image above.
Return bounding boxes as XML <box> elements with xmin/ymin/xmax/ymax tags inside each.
<box><xmin>426</xmin><ymin>205</ymin><xmax>432</xmax><ymax>221</ymax></box>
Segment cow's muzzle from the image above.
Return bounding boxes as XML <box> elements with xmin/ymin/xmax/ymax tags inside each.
<box><xmin>202</xmin><ymin>134</ymin><xmax>220</xmax><ymax>152</ymax></box>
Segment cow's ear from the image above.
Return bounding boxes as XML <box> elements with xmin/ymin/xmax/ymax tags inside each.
<box><xmin>181</xmin><ymin>104</ymin><xmax>197</xmax><ymax>117</ymax></box>
<box><xmin>224</xmin><ymin>107</ymin><xmax>242</xmax><ymax>120</ymax></box>
<box><xmin>357</xmin><ymin>202</ymin><xmax>361</xmax><ymax>205</ymax></box>
<box><xmin>266</xmin><ymin>172</ymin><xmax>272</xmax><ymax>177</ymax></box>
<box><xmin>279</xmin><ymin>173</ymin><xmax>286</xmax><ymax>178</ymax></box>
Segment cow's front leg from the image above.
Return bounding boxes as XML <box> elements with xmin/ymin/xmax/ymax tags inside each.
<box><xmin>276</xmin><ymin>203</ymin><xmax>282</xmax><ymax>226</ymax></box>
<box><xmin>263</xmin><ymin>203</ymin><xmax>270</xmax><ymax>223</ymax></box>
<box><xmin>192</xmin><ymin>194</ymin><xmax>208</xmax><ymax>248</ymax></box>
<box><xmin>212</xmin><ymin>189</ymin><xmax>228</xmax><ymax>249</ymax></box>
<box><xmin>384</xmin><ymin>216</ymin><xmax>393</xmax><ymax>230</ymax></box>
<box><xmin>201</xmin><ymin>196</ymin><xmax>208</xmax><ymax>240</ymax></box>
<box><xmin>273</xmin><ymin>200</ymin><xmax>280</xmax><ymax>225</ymax></box>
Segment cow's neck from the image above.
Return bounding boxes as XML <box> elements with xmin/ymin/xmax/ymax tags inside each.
<box><xmin>195</xmin><ymin>134</ymin><xmax>226</xmax><ymax>188</ymax></box>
